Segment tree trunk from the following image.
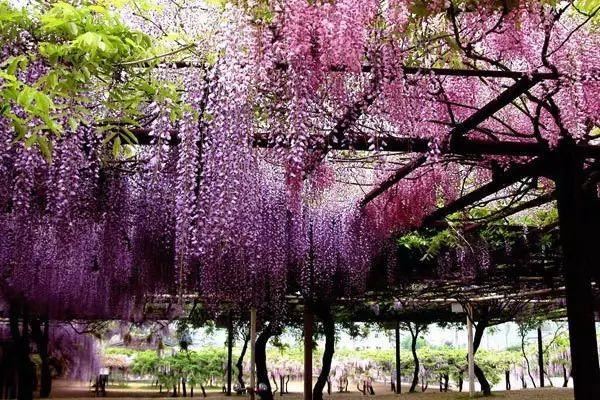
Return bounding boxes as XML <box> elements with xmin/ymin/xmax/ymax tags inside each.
<box><xmin>226</xmin><ymin>314</ymin><xmax>233</xmax><ymax>396</ymax></box>
<box><xmin>521</xmin><ymin>332</ymin><xmax>537</xmax><ymax>388</ymax></box>
<box><xmin>554</xmin><ymin>139</ymin><xmax>600</xmax><ymax>399</ymax></box>
<box><xmin>538</xmin><ymin>326</ymin><xmax>545</xmax><ymax>388</ymax></box>
<box><xmin>505</xmin><ymin>370</ymin><xmax>511</xmax><ymax>390</ymax></box>
<box><xmin>182</xmin><ymin>378</ymin><xmax>187</xmax><ymax>397</ymax></box>
<box><xmin>408</xmin><ymin>324</ymin><xmax>420</xmax><ymax>393</ymax></box>
<box><xmin>313</xmin><ymin>308</ymin><xmax>335</xmax><ymax>400</ymax></box>
<box><xmin>255</xmin><ymin>324</ymin><xmax>274</xmax><ymax>400</ymax></box>
<box><xmin>10</xmin><ymin>304</ymin><xmax>35</xmax><ymax>400</ymax></box>
<box><xmin>31</xmin><ymin>318</ymin><xmax>52</xmax><ymax>398</ymax></box>
<box><xmin>545</xmin><ymin>370</ymin><xmax>554</xmax><ymax>387</ymax></box>
<box><xmin>394</xmin><ymin>321</ymin><xmax>401</xmax><ymax>394</ymax></box>
<box><xmin>236</xmin><ymin>334</ymin><xmax>249</xmax><ymax>389</ymax></box>
<box><xmin>563</xmin><ymin>366</ymin><xmax>570</xmax><ymax>387</ymax></box>
<box><xmin>443</xmin><ymin>374</ymin><xmax>449</xmax><ymax>392</ymax></box>
<box><xmin>471</xmin><ymin>317</ymin><xmax>491</xmax><ymax>396</ymax></box>
<box><xmin>270</xmin><ymin>374</ymin><xmax>278</xmax><ymax>394</ymax></box>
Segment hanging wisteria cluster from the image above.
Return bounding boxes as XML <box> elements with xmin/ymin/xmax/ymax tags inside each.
<box><xmin>0</xmin><ymin>0</ymin><xmax>599</xmax><ymax>366</ymax></box>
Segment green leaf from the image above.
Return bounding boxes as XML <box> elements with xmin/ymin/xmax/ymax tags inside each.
<box><xmin>66</xmin><ymin>21</ymin><xmax>79</xmax><ymax>36</ymax></box>
<box><xmin>37</xmin><ymin>136</ymin><xmax>53</xmax><ymax>161</ymax></box>
<box><xmin>112</xmin><ymin>135</ymin><xmax>122</xmax><ymax>157</ymax></box>
<box><xmin>24</xmin><ymin>134</ymin><xmax>38</xmax><ymax>148</ymax></box>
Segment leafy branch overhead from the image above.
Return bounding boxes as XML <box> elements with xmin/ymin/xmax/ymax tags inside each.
<box><xmin>0</xmin><ymin>0</ymin><xmax>185</xmax><ymax>159</ymax></box>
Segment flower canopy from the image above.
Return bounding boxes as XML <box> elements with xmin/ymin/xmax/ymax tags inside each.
<box><xmin>0</xmin><ymin>0</ymin><xmax>598</xmax><ymax>321</ymax></box>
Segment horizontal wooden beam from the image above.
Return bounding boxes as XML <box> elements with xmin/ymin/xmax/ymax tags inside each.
<box><xmin>158</xmin><ymin>59</ymin><xmax>559</xmax><ymax>81</ymax></box>
<box><xmin>130</xmin><ymin>128</ymin><xmax>600</xmax><ymax>160</ymax></box>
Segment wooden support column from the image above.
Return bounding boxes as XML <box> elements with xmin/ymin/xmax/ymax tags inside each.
<box><xmin>467</xmin><ymin>308</ymin><xmax>475</xmax><ymax>398</ymax></box>
<box><xmin>537</xmin><ymin>326</ymin><xmax>544</xmax><ymax>388</ymax></box>
<box><xmin>227</xmin><ymin>312</ymin><xmax>233</xmax><ymax>396</ymax></box>
<box><xmin>304</xmin><ymin>307</ymin><xmax>314</xmax><ymax>400</ymax></box>
<box><xmin>250</xmin><ymin>308</ymin><xmax>257</xmax><ymax>400</ymax></box>
<box><xmin>395</xmin><ymin>321</ymin><xmax>401</xmax><ymax>394</ymax></box>
<box><xmin>555</xmin><ymin>139</ymin><xmax>600</xmax><ymax>399</ymax></box>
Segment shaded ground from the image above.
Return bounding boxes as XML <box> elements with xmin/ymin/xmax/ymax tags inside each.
<box><xmin>52</xmin><ymin>381</ymin><xmax>573</xmax><ymax>399</ymax></box>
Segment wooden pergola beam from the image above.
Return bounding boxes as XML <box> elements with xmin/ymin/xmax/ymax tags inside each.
<box><xmin>449</xmin><ymin>76</ymin><xmax>543</xmax><ymax>144</ymax></box>
<box><xmin>359</xmin><ymin>155</ymin><xmax>427</xmax><ymax>208</ymax></box>
<box><xmin>155</xmin><ymin>59</ymin><xmax>560</xmax><ymax>81</ymax></box>
<box><xmin>356</xmin><ymin>76</ymin><xmax>545</xmax><ymax>206</ymax></box>
<box><xmin>422</xmin><ymin>158</ymin><xmax>548</xmax><ymax>225</ymax></box>
<box><xmin>463</xmin><ymin>191</ymin><xmax>556</xmax><ymax>230</ymax></box>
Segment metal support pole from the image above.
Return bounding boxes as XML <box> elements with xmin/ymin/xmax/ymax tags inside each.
<box><xmin>395</xmin><ymin>321</ymin><xmax>401</xmax><ymax>394</ymax></box>
<box><xmin>537</xmin><ymin>326</ymin><xmax>544</xmax><ymax>388</ymax></box>
<box><xmin>304</xmin><ymin>307</ymin><xmax>314</xmax><ymax>400</ymax></box>
<box><xmin>467</xmin><ymin>308</ymin><xmax>475</xmax><ymax>397</ymax></box>
<box><xmin>250</xmin><ymin>308</ymin><xmax>257</xmax><ymax>400</ymax></box>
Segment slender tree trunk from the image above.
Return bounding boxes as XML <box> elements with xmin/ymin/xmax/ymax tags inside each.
<box><xmin>538</xmin><ymin>327</ymin><xmax>545</xmax><ymax>387</ymax></box>
<box><xmin>521</xmin><ymin>332</ymin><xmax>537</xmax><ymax>388</ymax></box>
<box><xmin>458</xmin><ymin>374</ymin><xmax>463</xmax><ymax>392</ymax></box>
<box><xmin>279</xmin><ymin>376</ymin><xmax>284</xmax><ymax>397</ymax></box>
<box><xmin>505</xmin><ymin>370</ymin><xmax>511</xmax><ymax>390</ymax></box>
<box><xmin>313</xmin><ymin>308</ymin><xmax>335</xmax><ymax>400</ymax></box>
<box><xmin>408</xmin><ymin>324</ymin><xmax>420</xmax><ymax>393</ymax></box>
<box><xmin>443</xmin><ymin>374</ymin><xmax>449</xmax><ymax>392</ymax></box>
<box><xmin>545</xmin><ymin>371</ymin><xmax>554</xmax><ymax>387</ymax></box>
<box><xmin>236</xmin><ymin>334</ymin><xmax>249</xmax><ymax>389</ymax></box>
<box><xmin>255</xmin><ymin>324</ymin><xmax>274</xmax><ymax>400</ymax></box>
<box><xmin>226</xmin><ymin>314</ymin><xmax>233</xmax><ymax>396</ymax></box>
<box><xmin>182</xmin><ymin>378</ymin><xmax>187</xmax><ymax>397</ymax></box>
<box><xmin>31</xmin><ymin>318</ymin><xmax>51</xmax><ymax>398</ymax></box>
<box><xmin>270</xmin><ymin>374</ymin><xmax>278</xmax><ymax>394</ymax></box>
<box><xmin>563</xmin><ymin>366</ymin><xmax>570</xmax><ymax>387</ymax></box>
<box><xmin>395</xmin><ymin>321</ymin><xmax>401</xmax><ymax>394</ymax></box>
<box><xmin>472</xmin><ymin>317</ymin><xmax>491</xmax><ymax>396</ymax></box>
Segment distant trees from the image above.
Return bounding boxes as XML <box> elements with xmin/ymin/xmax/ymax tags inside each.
<box><xmin>131</xmin><ymin>348</ymin><xmax>227</xmax><ymax>397</ymax></box>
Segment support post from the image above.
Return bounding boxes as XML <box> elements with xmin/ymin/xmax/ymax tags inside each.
<box><xmin>304</xmin><ymin>307</ymin><xmax>314</xmax><ymax>400</ymax></box>
<box><xmin>395</xmin><ymin>321</ymin><xmax>401</xmax><ymax>394</ymax></box>
<box><xmin>250</xmin><ymin>308</ymin><xmax>257</xmax><ymax>400</ymax></box>
<box><xmin>227</xmin><ymin>312</ymin><xmax>233</xmax><ymax>396</ymax></box>
<box><xmin>537</xmin><ymin>326</ymin><xmax>544</xmax><ymax>388</ymax></box>
<box><xmin>554</xmin><ymin>139</ymin><xmax>600</xmax><ymax>399</ymax></box>
<box><xmin>467</xmin><ymin>309</ymin><xmax>475</xmax><ymax>397</ymax></box>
